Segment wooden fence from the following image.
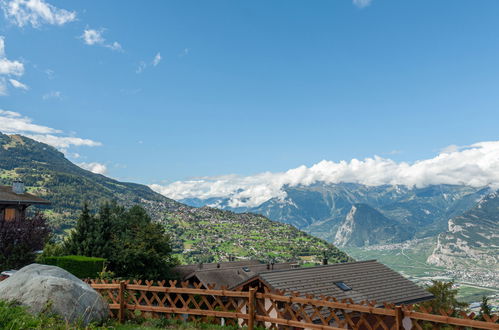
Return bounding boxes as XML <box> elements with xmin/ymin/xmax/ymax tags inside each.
<box><xmin>86</xmin><ymin>279</ymin><xmax>499</xmax><ymax>330</ymax></box>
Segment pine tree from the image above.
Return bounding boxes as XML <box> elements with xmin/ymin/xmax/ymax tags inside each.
<box><xmin>418</xmin><ymin>280</ymin><xmax>468</xmax><ymax>316</ymax></box>
<box><xmin>63</xmin><ymin>202</ymin><xmax>177</xmax><ymax>279</ymax></box>
<box><xmin>477</xmin><ymin>296</ymin><xmax>493</xmax><ymax>321</ymax></box>
<box><xmin>65</xmin><ymin>203</ymin><xmax>95</xmax><ymax>256</ymax></box>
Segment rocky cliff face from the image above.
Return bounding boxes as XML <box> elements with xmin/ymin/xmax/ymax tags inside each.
<box><xmin>333</xmin><ymin>204</ymin><xmax>414</xmax><ymax>247</ymax></box>
<box><xmin>427</xmin><ymin>192</ymin><xmax>499</xmax><ymax>269</ymax></box>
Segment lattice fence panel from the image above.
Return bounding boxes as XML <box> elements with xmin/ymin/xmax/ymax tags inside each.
<box><xmin>87</xmin><ymin>279</ymin><xmax>499</xmax><ymax>330</ymax></box>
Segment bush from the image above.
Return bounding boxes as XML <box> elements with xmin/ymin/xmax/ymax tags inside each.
<box><xmin>41</xmin><ymin>255</ymin><xmax>106</xmax><ymax>278</ymax></box>
<box><xmin>0</xmin><ymin>213</ymin><xmax>51</xmax><ymax>270</ymax></box>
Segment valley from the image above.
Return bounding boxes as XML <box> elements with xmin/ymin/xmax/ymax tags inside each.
<box><xmin>344</xmin><ymin>238</ymin><xmax>499</xmax><ymax>307</ymax></box>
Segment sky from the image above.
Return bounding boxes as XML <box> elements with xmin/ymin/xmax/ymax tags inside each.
<box><xmin>1</xmin><ymin>0</ymin><xmax>499</xmax><ymax>204</ymax></box>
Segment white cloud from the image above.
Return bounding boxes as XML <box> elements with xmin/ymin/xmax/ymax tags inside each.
<box><xmin>0</xmin><ymin>36</ymin><xmax>26</xmax><ymax>95</ymax></box>
<box><xmin>77</xmin><ymin>162</ymin><xmax>107</xmax><ymax>175</ymax></box>
<box><xmin>106</xmin><ymin>41</ymin><xmax>122</xmax><ymax>52</ymax></box>
<box><xmin>136</xmin><ymin>61</ymin><xmax>146</xmax><ymax>74</ymax></box>
<box><xmin>352</xmin><ymin>0</ymin><xmax>372</xmax><ymax>8</ymax></box>
<box><xmin>0</xmin><ymin>109</ymin><xmax>101</xmax><ymax>149</ymax></box>
<box><xmin>0</xmin><ymin>36</ymin><xmax>24</xmax><ymax>76</ymax></box>
<box><xmin>24</xmin><ymin>134</ymin><xmax>101</xmax><ymax>149</ymax></box>
<box><xmin>0</xmin><ymin>109</ymin><xmax>59</xmax><ymax>133</ymax></box>
<box><xmin>42</xmin><ymin>90</ymin><xmax>61</xmax><ymax>100</ymax></box>
<box><xmin>151</xmin><ymin>141</ymin><xmax>499</xmax><ymax>208</ymax></box>
<box><xmin>9</xmin><ymin>78</ymin><xmax>28</xmax><ymax>90</ymax></box>
<box><xmin>136</xmin><ymin>52</ymin><xmax>162</xmax><ymax>73</ymax></box>
<box><xmin>81</xmin><ymin>29</ymin><xmax>122</xmax><ymax>52</ymax></box>
<box><xmin>0</xmin><ymin>57</ymin><xmax>23</xmax><ymax>76</ymax></box>
<box><xmin>82</xmin><ymin>29</ymin><xmax>104</xmax><ymax>45</ymax></box>
<box><xmin>152</xmin><ymin>52</ymin><xmax>161</xmax><ymax>66</ymax></box>
<box><xmin>0</xmin><ymin>0</ymin><xmax>76</xmax><ymax>28</ymax></box>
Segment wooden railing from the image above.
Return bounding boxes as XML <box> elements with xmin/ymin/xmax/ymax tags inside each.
<box><xmin>86</xmin><ymin>279</ymin><xmax>499</xmax><ymax>330</ymax></box>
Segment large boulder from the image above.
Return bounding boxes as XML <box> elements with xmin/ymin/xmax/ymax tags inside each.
<box><xmin>0</xmin><ymin>263</ymin><xmax>108</xmax><ymax>325</ymax></box>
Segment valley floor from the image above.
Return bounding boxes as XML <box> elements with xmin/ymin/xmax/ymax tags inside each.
<box><xmin>344</xmin><ymin>237</ymin><xmax>499</xmax><ymax>310</ymax></box>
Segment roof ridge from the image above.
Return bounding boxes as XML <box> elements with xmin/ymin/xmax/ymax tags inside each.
<box><xmin>257</xmin><ymin>259</ymin><xmax>378</xmax><ymax>275</ymax></box>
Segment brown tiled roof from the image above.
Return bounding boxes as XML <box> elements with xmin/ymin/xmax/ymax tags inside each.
<box><xmin>176</xmin><ymin>261</ymin><xmax>299</xmax><ymax>289</ymax></box>
<box><xmin>0</xmin><ymin>186</ymin><xmax>50</xmax><ymax>205</ymax></box>
<box><xmin>174</xmin><ymin>260</ymin><xmax>262</xmax><ymax>279</ymax></box>
<box><xmin>236</xmin><ymin>260</ymin><xmax>433</xmax><ymax>306</ymax></box>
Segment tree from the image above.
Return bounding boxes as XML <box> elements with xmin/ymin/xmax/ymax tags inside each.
<box><xmin>64</xmin><ymin>203</ymin><xmax>94</xmax><ymax>256</ymax></box>
<box><xmin>418</xmin><ymin>280</ymin><xmax>468</xmax><ymax>316</ymax></box>
<box><xmin>64</xmin><ymin>202</ymin><xmax>177</xmax><ymax>279</ymax></box>
<box><xmin>477</xmin><ymin>296</ymin><xmax>494</xmax><ymax>321</ymax></box>
<box><xmin>0</xmin><ymin>213</ymin><xmax>51</xmax><ymax>269</ymax></box>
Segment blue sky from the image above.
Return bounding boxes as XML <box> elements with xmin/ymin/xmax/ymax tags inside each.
<box><xmin>1</xmin><ymin>0</ymin><xmax>499</xmax><ymax>191</ymax></box>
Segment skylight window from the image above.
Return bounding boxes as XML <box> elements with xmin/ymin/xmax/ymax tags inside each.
<box><xmin>334</xmin><ymin>281</ymin><xmax>352</xmax><ymax>291</ymax></box>
<box><xmin>242</xmin><ymin>267</ymin><xmax>251</xmax><ymax>272</ymax></box>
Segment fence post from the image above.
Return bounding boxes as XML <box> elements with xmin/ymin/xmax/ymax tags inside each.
<box><xmin>118</xmin><ymin>280</ymin><xmax>126</xmax><ymax>323</ymax></box>
<box><xmin>395</xmin><ymin>305</ymin><xmax>403</xmax><ymax>330</ymax></box>
<box><xmin>248</xmin><ymin>288</ymin><xmax>256</xmax><ymax>330</ymax></box>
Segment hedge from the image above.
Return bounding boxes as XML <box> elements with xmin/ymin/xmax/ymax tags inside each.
<box><xmin>41</xmin><ymin>255</ymin><xmax>106</xmax><ymax>279</ymax></box>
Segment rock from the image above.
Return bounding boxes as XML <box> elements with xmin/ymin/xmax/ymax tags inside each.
<box><xmin>0</xmin><ymin>263</ymin><xmax>108</xmax><ymax>325</ymax></box>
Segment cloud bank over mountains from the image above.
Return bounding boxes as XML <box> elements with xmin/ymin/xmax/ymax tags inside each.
<box><xmin>151</xmin><ymin>141</ymin><xmax>499</xmax><ymax>207</ymax></box>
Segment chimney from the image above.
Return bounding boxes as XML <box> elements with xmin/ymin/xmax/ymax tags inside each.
<box><xmin>12</xmin><ymin>181</ymin><xmax>25</xmax><ymax>194</ymax></box>
<box><xmin>198</xmin><ymin>262</ymin><xmax>203</xmax><ymax>269</ymax></box>
<box><xmin>216</xmin><ymin>263</ymin><xmax>220</xmax><ymax>268</ymax></box>
<box><xmin>271</xmin><ymin>261</ymin><xmax>274</xmax><ymax>270</ymax></box>
<box><xmin>322</xmin><ymin>258</ymin><xmax>328</xmax><ymax>265</ymax></box>
<box><xmin>266</xmin><ymin>263</ymin><xmax>270</xmax><ymax>270</ymax></box>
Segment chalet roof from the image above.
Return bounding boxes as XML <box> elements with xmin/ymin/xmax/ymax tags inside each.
<box><xmin>174</xmin><ymin>260</ymin><xmax>262</xmax><ymax>279</ymax></box>
<box><xmin>176</xmin><ymin>261</ymin><xmax>299</xmax><ymax>289</ymax></box>
<box><xmin>234</xmin><ymin>260</ymin><xmax>434</xmax><ymax>306</ymax></box>
<box><xmin>0</xmin><ymin>186</ymin><xmax>50</xmax><ymax>205</ymax></box>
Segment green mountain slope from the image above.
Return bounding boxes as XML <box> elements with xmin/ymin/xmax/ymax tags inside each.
<box><xmin>0</xmin><ymin>132</ymin><xmax>351</xmax><ymax>264</ymax></box>
<box><xmin>0</xmin><ymin>133</ymin><xmax>180</xmax><ymax>231</ymax></box>
<box><xmin>163</xmin><ymin>206</ymin><xmax>351</xmax><ymax>264</ymax></box>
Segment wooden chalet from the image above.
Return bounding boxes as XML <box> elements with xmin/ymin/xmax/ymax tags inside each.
<box><xmin>0</xmin><ymin>181</ymin><xmax>50</xmax><ymax>221</ymax></box>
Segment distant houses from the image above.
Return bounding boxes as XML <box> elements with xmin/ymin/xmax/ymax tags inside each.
<box><xmin>0</xmin><ymin>181</ymin><xmax>50</xmax><ymax>221</ymax></box>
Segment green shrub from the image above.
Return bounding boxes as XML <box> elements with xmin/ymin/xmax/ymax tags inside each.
<box><xmin>41</xmin><ymin>255</ymin><xmax>106</xmax><ymax>278</ymax></box>
<box><xmin>0</xmin><ymin>300</ymin><xmax>66</xmax><ymax>330</ymax></box>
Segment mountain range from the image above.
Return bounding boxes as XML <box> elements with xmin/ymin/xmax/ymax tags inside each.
<box><xmin>181</xmin><ymin>183</ymin><xmax>491</xmax><ymax>244</ymax></box>
<box><xmin>179</xmin><ymin>176</ymin><xmax>499</xmax><ymax>287</ymax></box>
<box><xmin>0</xmin><ymin>132</ymin><xmax>350</xmax><ymax>264</ymax></box>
